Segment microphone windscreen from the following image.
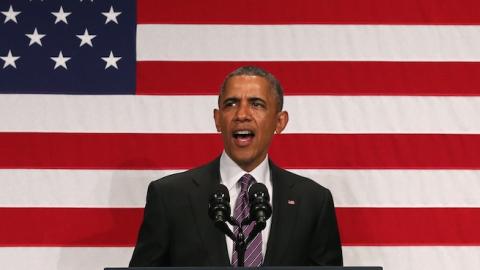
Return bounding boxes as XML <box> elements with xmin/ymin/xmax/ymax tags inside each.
<box><xmin>213</xmin><ymin>184</ymin><xmax>230</xmax><ymax>202</ymax></box>
<box><xmin>248</xmin><ymin>182</ymin><xmax>270</xmax><ymax>201</ymax></box>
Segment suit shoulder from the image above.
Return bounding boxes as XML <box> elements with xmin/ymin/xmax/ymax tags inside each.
<box><xmin>149</xmin><ymin>160</ymin><xmax>217</xmax><ymax>190</ymax></box>
<box><xmin>150</xmin><ymin>169</ymin><xmax>193</xmax><ymax>187</ymax></box>
<box><xmin>277</xmin><ymin>167</ymin><xmax>331</xmax><ymax>195</ymax></box>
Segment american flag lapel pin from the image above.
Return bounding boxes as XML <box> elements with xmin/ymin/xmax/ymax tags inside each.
<box><xmin>287</xmin><ymin>200</ymin><xmax>295</xmax><ymax>205</ymax></box>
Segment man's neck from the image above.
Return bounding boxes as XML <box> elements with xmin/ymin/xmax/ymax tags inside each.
<box><xmin>219</xmin><ymin>151</ymin><xmax>270</xmax><ymax>190</ymax></box>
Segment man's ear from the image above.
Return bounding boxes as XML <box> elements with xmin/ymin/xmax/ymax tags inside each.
<box><xmin>275</xmin><ymin>111</ymin><xmax>289</xmax><ymax>134</ymax></box>
<box><xmin>213</xmin><ymin>109</ymin><xmax>221</xmax><ymax>132</ymax></box>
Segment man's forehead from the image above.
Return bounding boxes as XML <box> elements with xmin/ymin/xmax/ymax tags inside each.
<box><xmin>221</xmin><ymin>75</ymin><xmax>274</xmax><ymax>98</ymax></box>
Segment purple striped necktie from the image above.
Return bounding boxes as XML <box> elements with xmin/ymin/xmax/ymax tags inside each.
<box><xmin>231</xmin><ymin>174</ymin><xmax>263</xmax><ymax>267</ymax></box>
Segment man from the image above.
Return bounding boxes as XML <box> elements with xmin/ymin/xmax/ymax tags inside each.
<box><xmin>129</xmin><ymin>66</ymin><xmax>343</xmax><ymax>266</ymax></box>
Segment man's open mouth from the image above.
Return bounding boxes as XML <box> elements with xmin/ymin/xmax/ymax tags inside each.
<box><xmin>233</xmin><ymin>130</ymin><xmax>255</xmax><ymax>139</ymax></box>
<box><xmin>232</xmin><ymin>130</ymin><xmax>255</xmax><ymax>146</ymax></box>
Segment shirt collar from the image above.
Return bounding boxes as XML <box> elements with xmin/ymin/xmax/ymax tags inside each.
<box><xmin>219</xmin><ymin>151</ymin><xmax>270</xmax><ymax>190</ymax></box>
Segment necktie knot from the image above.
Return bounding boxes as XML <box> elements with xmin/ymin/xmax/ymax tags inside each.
<box><xmin>239</xmin><ymin>174</ymin><xmax>255</xmax><ymax>192</ymax></box>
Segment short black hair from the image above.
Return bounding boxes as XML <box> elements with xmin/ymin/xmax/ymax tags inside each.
<box><xmin>219</xmin><ymin>66</ymin><xmax>284</xmax><ymax>111</ymax></box>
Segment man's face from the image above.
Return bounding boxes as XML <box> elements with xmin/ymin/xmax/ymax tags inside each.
<box><xmin>214</xmin><ymin>75</ymin><xmax>288</xmax><ymax>172</ymax></box>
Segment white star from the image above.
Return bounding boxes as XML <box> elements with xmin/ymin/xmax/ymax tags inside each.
<box><xmin>102</xmin><ymin>6</ymin><xmax>121</xmax><ymax>24</ymax></box>
<box><xmin>1</xmin><ymin>50</ymin><xmax>20</xmax><ymax>69</ymax></box>
<box><xmin>2</xmin><ymin>5</ymin><xmax>21</xmax><ymax>24</ymax></box>
<box><xmin>76</xmin><ymin>28</ymin><xmax>96</xmax><ymax>47</ymax></box>
<box><xmin>51</xmin><ymin>6</ymin><xmax>71</xmax><ymax>24</ymax></box>
<box><xmin>26</xmin><ymin>28</ymin><xmax>46</xmax><ymax>46</ymax></box>
<box><xmin>101</xmin><ymin>51</ymin><xmax>121</xmax><ymax>69</ymax></box>
<box><xmin>51</xmin><ymin>51</ymin><xmax>71</xmax><ymax>70</ymax></box>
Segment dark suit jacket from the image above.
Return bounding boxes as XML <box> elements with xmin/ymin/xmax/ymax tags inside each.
<box><xmin>129</xmin><ymin>157</ymin><xmax>343</xmax><ymax>266</ymax></box>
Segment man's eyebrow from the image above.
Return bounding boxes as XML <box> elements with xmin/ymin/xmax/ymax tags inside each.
<box><xmin>221</xmin><ymin>97</ymin><xmax>240</xmax><ymax>105</ymax></box>
<box><xmin>221</xmin><ymin>96</ymin><xmax>266</xmax><ymax>104</ymax></box>
<box><xmin>222</xmin><ymin>97</ymin><xmax>239</xmax><ymax>104</ymax></box>
<box><xmin>248</xmin><ymin>97</ymin><xmax>266</xmax><ymax>103</ymax></box>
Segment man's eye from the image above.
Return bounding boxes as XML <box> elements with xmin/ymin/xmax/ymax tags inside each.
<box><xmin>252</xmin><ymin>101</ymin><xmax>264</xmax><ymax>108</ymax></box>
<box><xmin>224</xmin><ymin>101</ymin><xmax>236</xmax><ymax>107</ymax></box>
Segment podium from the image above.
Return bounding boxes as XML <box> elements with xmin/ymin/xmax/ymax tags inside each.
<box><xmin>106</xmin><ymin>267</ymin><xmax>382</xmax><ymax>270</ymax></box>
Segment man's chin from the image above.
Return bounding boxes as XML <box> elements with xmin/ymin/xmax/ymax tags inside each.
<box><xmin>228</xmin><ymin>152</ymin><xmax>264</xmax><ymax>172</ymax></box>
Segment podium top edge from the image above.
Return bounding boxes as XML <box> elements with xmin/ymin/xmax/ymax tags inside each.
<box><xmin>106</xmin><ymin>267</ymin><xmax>382</xmax><ymax>270</ymax></box>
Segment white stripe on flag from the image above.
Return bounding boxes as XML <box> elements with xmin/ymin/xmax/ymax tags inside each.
<box><xmin>0</xmin><ymin>247</ymin><xmax>132</xmax><ymax>270</ymax></box>
<box><xmin>137</xmin><ymin>25</ymin><xmax>480</xmax><ymax>61</ymax></box>
<box><xmin>0</xmin><ymin>247</ymin><xmax>478</xmax><ymax>270</ymax></box>
<box><xmin>343</xmin><ymin>246</ymin><xmax>480</xmax><ymax>270</ymax></box>
<box><xmin>1</xmin><ymin>169</ymin><xmax>480</xmax><ymax>207</ymax></box>
<box><xmin>2</xmin><ymin>95</ymin><xmax>480</xmax><ymax>134</ymax></box>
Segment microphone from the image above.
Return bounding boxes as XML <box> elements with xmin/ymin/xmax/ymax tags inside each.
<box><xmin>208</xmin><ymin>184</ymin><xmax>235</xmax><ymax>240</ymax></box>
<box><xmin>208</xmin><ymin>184</ymin><xmax>231</xmax><ymax>223</ymax></box>
<box><xmin>242</xmin><ymin>182</ymin><xmax>272</xmax><ymax>246</ymax></box>
<box><xmin>246</xmin><ymin>182</ymin><xmax>272</xmax><ymax>230</ymax></box>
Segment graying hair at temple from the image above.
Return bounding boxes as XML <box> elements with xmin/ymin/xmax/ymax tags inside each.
<box><xmin>219</xmin><ymin>66</ymin><xmax>284</xmax><ymax>111</ymax></box>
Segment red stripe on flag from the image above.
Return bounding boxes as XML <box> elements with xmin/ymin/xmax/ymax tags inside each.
<box><xmin>0</xmin><ymin>208</ymin><xmax>142</xmax><ymax>247</ymax></box>
<box><xmin>0</xmin><ymin>133</ymin><xmax>223</xmax><ymax>170</ymax></box>
<box><xmin>337</xmin><ymin>208</ymin><xmax>480</xmax><ymax>246</ymax></box>
<box><xmin>137</xmin><ymin>61</ymin><xmax>480</xmax><ymax>96</ymax></box>
<box><xmin>1</xmin><ymin>207</ymin><xmax>479</xmax><ymax>246</ymax></box>
<box><xmin>269</xmin><ymin>133</ymin><xmax>480</xmax><ymax>169</ymax></box>
<box><xmin>138</xmin><ymin>0</ymin><xmax>480</xmax><ymax>25</ymax></box>
<box><xmin>2</xmin><ymin>133</ymin><xmax>480</xmax><ymax>169</ymax></box>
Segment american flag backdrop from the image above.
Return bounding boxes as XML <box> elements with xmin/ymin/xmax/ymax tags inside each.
<box><xmin>1</xmin><ymin>0</ymin><xmax>480</xmax><ymax>269</ymax></box>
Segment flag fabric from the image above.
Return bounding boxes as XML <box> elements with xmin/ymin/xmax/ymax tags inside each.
<box><xmin>1</xmin><ymin>0</ymin><xmax>480</xmax><ymax>269</ymax></box>
<box><xmin>0</xmin><ymin>0</ymin><xmax>135</xmax><ymax>94</ymax></box>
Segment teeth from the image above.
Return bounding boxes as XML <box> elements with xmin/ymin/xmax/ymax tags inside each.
<box><xmin>234</xmin><ymin>130</ymin><xmax>253</xmax><ymax>135</ymax></box>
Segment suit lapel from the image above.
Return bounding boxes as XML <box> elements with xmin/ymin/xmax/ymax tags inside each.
<box><xmin>264</xmin><ymin>161</ymin><xmax>298</xmax><ymax>265</ymax></box>
<box><xmin>188</xmin><ymin>158</ymin><xmax>231</xmax><ymax>266</ymax></box>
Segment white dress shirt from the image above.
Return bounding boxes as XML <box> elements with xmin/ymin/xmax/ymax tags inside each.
<box><xmin>219</xmin><ymin>151</ymin><xmax>273</xmax><ymax>261</ymax></box>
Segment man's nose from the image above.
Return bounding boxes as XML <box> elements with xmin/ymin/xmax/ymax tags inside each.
<box><xmin>234</xmin><ymin>101</ymin><xmax>251</xmax><ymax>121</ymax></box>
